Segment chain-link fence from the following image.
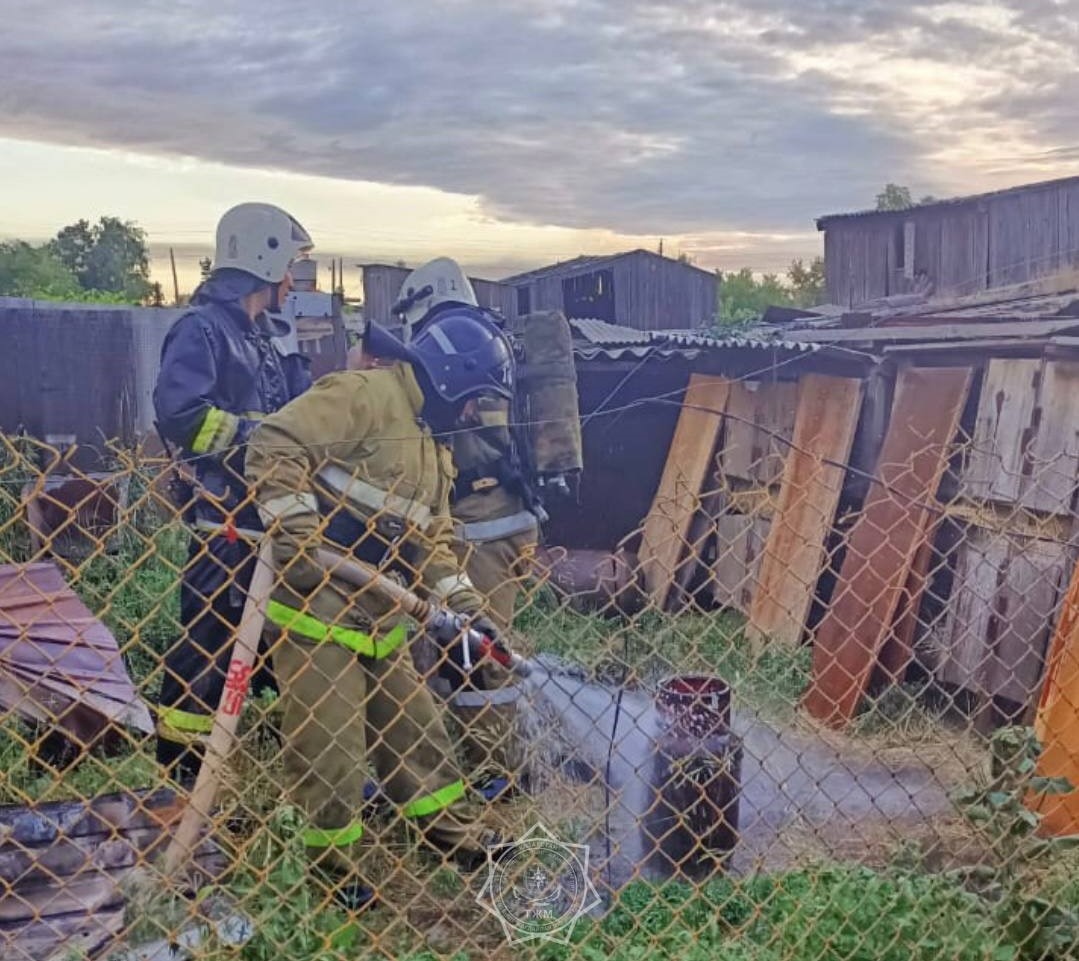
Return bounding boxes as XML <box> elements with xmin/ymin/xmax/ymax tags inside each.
<box><xmin>2</xmin><ymin>363</ymin><xmax>1079</xmax><ymax>961</ymax></box>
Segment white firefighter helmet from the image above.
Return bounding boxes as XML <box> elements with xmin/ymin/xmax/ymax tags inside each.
<box><xmin>214</xmin><ymin>203</ymin><xmax>314</xmax><ymax>284</ymax></box>
<box><xmin>394</xmin><ymin>257</ymin><xmax>478</xmax><ymax>331</ymax></box>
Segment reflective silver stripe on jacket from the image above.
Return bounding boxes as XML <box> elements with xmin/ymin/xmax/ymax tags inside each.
<box><xmin>451</xmin><ymin>685</ymin><xmax>522</xmax><ymax>707</ymax></box>
<box><xmin>457</xmin><ymin>510</ymin><xmax>539</xmax><ymax>544</ymax></box>
<box><xmin>257</xmin><ymin>492</ymin><xmax>319</xmax><ymax>528</ymax></box>
<box><xmin>192</xmin><ymin>518</ymin><xmax>264</xmax><ymax>542</ymax></box>
<box><xmin>317</xmin><ymin>465</ymin><xmax>433</xmax><ymax>530</ymax></box>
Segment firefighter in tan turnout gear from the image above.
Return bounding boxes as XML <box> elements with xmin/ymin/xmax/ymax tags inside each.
<box><xmin>387</xmin><ymin>259</ymin><xmax>583</xmax><ymax>797</ymax></box>
<box><xmin>245</xmin><ymin>307</ymin><xmax>514</xmax><ymax>911</ymax></box>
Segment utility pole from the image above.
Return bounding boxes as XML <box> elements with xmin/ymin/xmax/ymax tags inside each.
<box><xmin>169</xmin><ymin>247</ymin><xmax>180</xmax><ymax>304</ymax></box>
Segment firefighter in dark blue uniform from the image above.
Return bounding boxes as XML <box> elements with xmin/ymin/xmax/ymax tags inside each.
<box><xmin>153</xmin><ymin>202</ymin><xmax>314</xmax><ymax>783</ymax></box>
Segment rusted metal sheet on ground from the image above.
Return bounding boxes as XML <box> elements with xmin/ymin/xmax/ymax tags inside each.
<box><xmin>803</xmin><ymin>366</ymin><xmax>972</xmax><ymax>727</ymax></box>
<box><xmin>0</xmin><ymin>789</ymin><xmax>222</xmax><ymax>960</ymax></box>
<box><xmin>640</xmin><ymin>375</ymin><xmax>731</xmax><ymax>609</ymax></box>
<box><xmin>1030</xmin><ymin>553</ymin><xmax>1079</xmax><ymax>835</ymax></box>
<box><xmin>0</xmin><ymin>563</ymin><xmax>153</xmax><ymax>742</ymax></box>
<box><xmin>21</xmin><ymin>472</ymin><xmax>131</xmax><ymax>561</ymax></box>
<box><xmin>938</xmin><ymin>527</ymin><xmax>1066</xmax><ymax>708</ymax></box>
<box><xmin>720</xmin><ymin>380</ymin><xmax>799</xmax><ymax>487</ymax></box>
<box><xmin>747</xmin><ymin>374</ymin><xmax>864</xmax><ymax>648</ymax></box>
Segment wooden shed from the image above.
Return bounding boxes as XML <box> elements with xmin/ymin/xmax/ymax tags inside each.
<box><xmin>502</xmin><ymin>249</ymin><xmax>718</xmax><ymax>331</ymax></box>
<box><xmin>817</xmin><ymin>175</ymin><xmax>1079</xmax><ymax>308</ymax></box>
<box><xmin>360</xmin><ymin>263</ymin><xmax>517</xmax><ymax>326</ymax></box>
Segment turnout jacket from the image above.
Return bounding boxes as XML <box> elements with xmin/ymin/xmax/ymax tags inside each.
<box><xmin>245</xmin><ymin>363</ymin><xmax>485</xmax><ymax>657</ymax></box>
<box><xmin>154</xmin><ymin>297</ymin><xmax>310</xmax><ymax>529</ymax></box>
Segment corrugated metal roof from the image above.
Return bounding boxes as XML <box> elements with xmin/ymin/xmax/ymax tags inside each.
<box><xmin>649</xmin><ymin>329</ymin><xmax>822</xmax><ymax>353</ymax></box>
<box><xmin>816</xmin><ymin>174</ymin><xmax>1079</xmax><ymax>229</ymax></box>
<box><xmin>569</xmin><ymin>317</ymin><xmax>653</xmax><ymax>346</ymax></box>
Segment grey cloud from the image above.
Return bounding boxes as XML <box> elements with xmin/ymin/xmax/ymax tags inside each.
<box><xmin>0</xmin><ymin>0</ymin><xmax>1072</xmax><ymax>235</ymax></box>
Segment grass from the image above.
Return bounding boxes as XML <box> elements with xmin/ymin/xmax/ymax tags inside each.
<box><xmin>514</xmin><ymin>588</ymin><xmax>811</xmax><ymax>722</ymax></box>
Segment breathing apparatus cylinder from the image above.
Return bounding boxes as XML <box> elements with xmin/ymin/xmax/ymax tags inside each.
<box><xmin>517</xmin><ymin>310</ymin><xmax>583</xmax><ymax>495</ymax></box>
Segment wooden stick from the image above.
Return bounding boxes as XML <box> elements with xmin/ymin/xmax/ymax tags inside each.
<box><xmin>161</xmin><ymin>537</ymin><xmax>276</xmax><ymax>877</ymax></box>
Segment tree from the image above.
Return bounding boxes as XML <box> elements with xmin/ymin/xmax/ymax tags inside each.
<box><xmin>718</xmin><ymin>267</ymin><xmax>794</xmax><ymax>325</ymax></box>
<box><xmin>50</xmin><ymin>216</ymin><xmax>152</xmax><ymax>300</ymax></box>
<box><xmin>875</xmin><ymin>183</ymin><xmax>916</xmax><ymax>211</ymax></box>
<box><xmin>0</xmin><ymin>241</ymin><xmax>82</xmax><ymax>299</ymax></box>
<box><xmin>787</xmin><ymin>256</ymin><xmax>826</xmax><ymax>307</ymax></box>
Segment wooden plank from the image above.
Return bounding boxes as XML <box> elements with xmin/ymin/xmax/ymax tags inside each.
<box><xmin>938</xmin><ymin>527</ymin><xmax>1008</xmax><ymax>695</ymax></box>
<box><xmin>962</xmin><ymin>358</ymin><xmax>1040</xmax><ymax>504</ymax></box>
<box><xmin>986</xmin><ymin>537</ymin><xmax>1066</xmax><ymax>706</ymax></box>
<box><xmin>1022</xmin><ymin>360</ymin><xmax>1079</xmax><ymax>515</ymax></box>
<box><xmin>878</xmin><ymin>522</ymin><xmax>938</xmax><ymax>684</ymax></box>
<box><xmin>640</xmin><ymin>375</ymin><xmax>731</xmax><ymax>609</ymax></box>
<box><xmin>747</xmin><ymin>374</ymin><xmax>864</xmax><ymax>647</ymax></box>
<box><xmin>712</xmin><ymin>511</ymin><xmax>753</xmax><ymax>609</ymax></box>
<box><xmin>803</xmin><ymin>366</ymin><xmax>972</xmax><ymax>726</ymax></box>
<box><xmin>720</xmin><ymin>380</ymin><xmax>798</xmax><ymax>486</ymax></box>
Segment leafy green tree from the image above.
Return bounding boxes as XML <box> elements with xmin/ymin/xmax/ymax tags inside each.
<box><xmin>875</xmin><ymin>183</ymin><xmax>914</xmax><ymax>211</ymax></box>
<box><xmin>0</xmin><ymin>241</ymin><xmax>81</xmax><ymax>299</ymax></box>
<box><xmin>50</xmin><ymin>216</ymin><xmax>152</xmax><ymax>300</ymax></box>
<box><xmin>787</xmin><ymin>256</ymin><xmax>825</xmax><ymax>307</ymax></box>
<box><xmin>718</xmin><ymin>268</ymin><xmax>793</xmax><ymax>325</ymax></box>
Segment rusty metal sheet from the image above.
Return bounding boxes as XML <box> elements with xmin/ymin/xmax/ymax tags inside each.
<box><xmin>640</xmin><ymin>375</ymin><xmax>731</xmax><ymax>609</ymax></box>
<box><xmin>747</xmin><ymin>374</ymin><xmax>864</xmax><ymax>648</ymax></box>
<box><xmin>0</xmin><ymin>563</ymin><xmax>152</xmax><ymax>741</ymax></box>
<box><xmin>804</xmin><ymin>366</ymin><xmax>972</xmax><ymax>726</ymax></box>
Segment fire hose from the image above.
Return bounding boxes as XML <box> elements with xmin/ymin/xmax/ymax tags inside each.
<box><xmin>161</xmin><ymin>542</ymin><xmax>529</xmax><ymax>878</ymax></box>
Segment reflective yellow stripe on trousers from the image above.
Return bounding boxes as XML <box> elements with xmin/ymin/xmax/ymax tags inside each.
<box><xmin>302</xmin><ymin>821</ymin><xmax>364</xmax><ymax>848</ymax></box>
<box><xmin>265</xmin><ymin>600</ymin><xmax>408</xmax><ymax>659</ymax></box>
<box><xmin>402</xmin><ymin>779</ymin><xmax>466</xmax><ymax>818</ymax></box>
<box><xmin>157</xmin><ymin>706</ymin><xmax>214</xmax><ymax>744</ymax></box>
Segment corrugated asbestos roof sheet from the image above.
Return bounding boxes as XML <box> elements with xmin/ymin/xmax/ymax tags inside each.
<box><xmin>569</xmin><ymin>317</ymin><xmax>823</xmax><ymax>361</ymax></box>
<box><xmin>570</xmin><ymin>317</ymin><xmax>652</xmax><ymax>346</ymax></box>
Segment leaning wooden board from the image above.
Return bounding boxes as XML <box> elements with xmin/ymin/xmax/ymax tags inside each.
<box><xmin>746</xmin><ymin>374</ymin><xmax>864</xmax><ymax>648</ymax></box>
<box><xmin>803</xmin><ymin>366</ymin><xmax>972</xmax><ymax>726</ymax></box>
<box><xmin>640</xmin><ymin>375</ymin><xmax>731</xmax><ymax>609</ymax></box>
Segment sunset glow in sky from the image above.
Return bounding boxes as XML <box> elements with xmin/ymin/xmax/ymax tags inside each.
<box><xmin>2</xmin><ymin>0</ymin><xmax>1077</xmax><ymax>294</ymax></box>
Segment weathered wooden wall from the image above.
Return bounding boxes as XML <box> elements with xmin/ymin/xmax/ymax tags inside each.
<box><xmin>514</xmin><ymin>251</ymin><xmax>717</xmax><ymax>331</ymax></box>
<box><xmin>823</xmin><ymin>180</ymin><xmax>1079</xmax><ymax>306</ymax></box>
<box><xmin>361</xmin><ymin>264</ymin><xmax>517</xmax><ymax>326</ymax></box>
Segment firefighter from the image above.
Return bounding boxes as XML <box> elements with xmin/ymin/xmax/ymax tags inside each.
<box><xmin>390</xmin><ymin>259</ymin><xmax>541</xmax><ymax>795</ymax></box>
<box><xmin>245</xmin><ymin>307</ymin><xmax>512</xmax><ymax>910</ymax></box>
<box><xmin>152</xmin><ymin>202</ymin><xmax>314</xmax><ymax>784</ymax></box>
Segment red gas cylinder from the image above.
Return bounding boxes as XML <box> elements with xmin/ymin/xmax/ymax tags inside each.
<box><xmin>645</xmin><ymin>675</ymin><xmax>742</xmax><ymax>879</ymax></box>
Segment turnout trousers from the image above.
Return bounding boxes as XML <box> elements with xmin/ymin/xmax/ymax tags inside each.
<box><xmin>448</xmin><ymin>527</ymin><xmax>538</xmax><ymax>779</ymax></box>
<box><xmin>155</xmin><ymin>531</ymin><xmax>277</xmax><ymax>783</ymax></box>
<box><xmin>273</xmin><ymin>630</ymin><xmax>481</xmax><ymax>878</ymax></box>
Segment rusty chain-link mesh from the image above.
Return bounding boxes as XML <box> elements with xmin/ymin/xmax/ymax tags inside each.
<box><xmin>2</xmin><ymin>361</ymin><xmax>1079</xmax><ymax>961</ymax></box>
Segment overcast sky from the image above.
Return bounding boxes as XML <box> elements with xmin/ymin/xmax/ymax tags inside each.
<box><xmin>1</xmin><ymin>0</ymin><xmax>1077</xmax><ymax>291</ymax></box>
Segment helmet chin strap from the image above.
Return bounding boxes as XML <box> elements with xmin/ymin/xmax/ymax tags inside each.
<box><xmin>414</xmin><ymin>367</ymin><xmax>464</xmax><ymax>436</ymax></box>
<box><xmin>267</xmin><ymin>279</ymin><xmax>284</xmax><ymax>314</ymax></box>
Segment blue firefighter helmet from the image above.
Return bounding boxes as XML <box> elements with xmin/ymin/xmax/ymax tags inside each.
<box><xmin>408</xmin><ymin>307</ymin><xmax>515</xmax><ymax>404</ymax></box>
